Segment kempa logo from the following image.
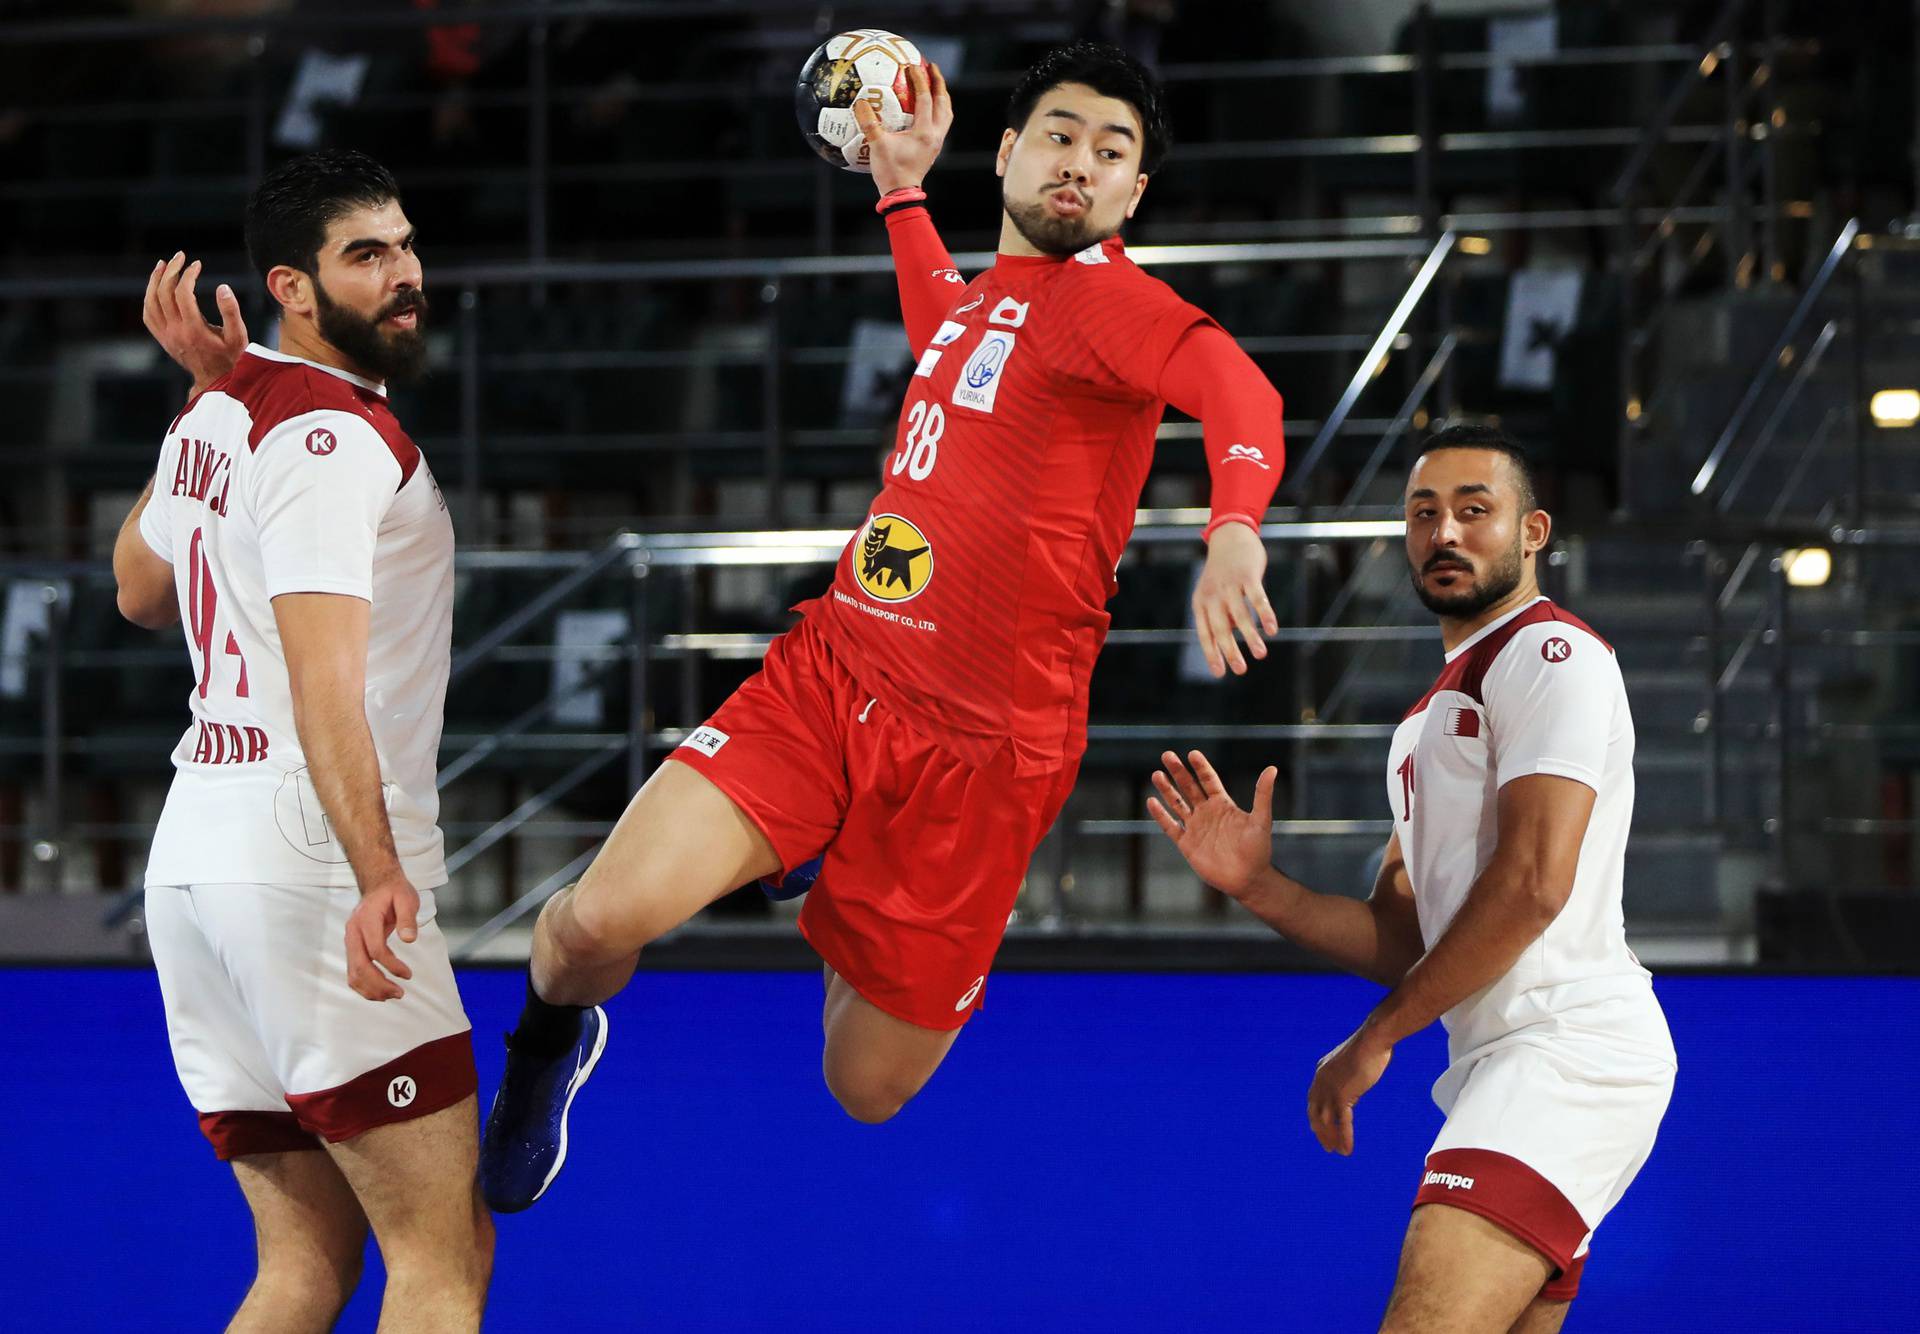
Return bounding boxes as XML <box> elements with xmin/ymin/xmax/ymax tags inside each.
<box><xmin>387</xmin><ymin>1075</ymin><xmax>417</xmax><ymax>1108</ymax></box>
<box><xmin>1423</xmin><ymin>1170</ymin><xmax>1475</xmax><ymax>1191</ymax></box>
<box><xmin>305</xmin><ymin>427</ymin><xmax>338</xmax><ymax>456</ymax></box>
<box><xmin>1541</xmin><ymin>637</ymin><xmax>1573</xmax><ymax>663</ymax></box>
<box><xmin>955</xmin><ymin>976</ymin><xmax>985</xmax><ymax>1011</ymax></box>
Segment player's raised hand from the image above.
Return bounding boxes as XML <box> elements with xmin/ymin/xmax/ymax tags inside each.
<box><xmin>1147</xmin><ymin>749</ymin><xmax>1276</xmax><ymax>899</ymax></box>
<box><xmin>854</xmin><ymin>59</ymin><xmax>954</xmax><ymax>195</ymax></box>
<box><xmin>345</xmin><ymin>875</ymin><xmax>419</xmax><ymax>1002</ymax></box>
<box><xmin>142</xmin><ymin>251</ymin><xmax>247</xmax><ymax>395</ymax></box>
<box><xmin>1307</xmin><ymin>1024</ymin><xmax>1393</xmax><ymax>1156</ymax></box>
<box><xmin>1192</xmin><ymin>521</ymin><xmax>1278</xmax><ymax>678</ymax></box>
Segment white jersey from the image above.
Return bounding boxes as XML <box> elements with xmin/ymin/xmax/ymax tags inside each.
<box><xmin>1387</xmin><ymin>596</ymin><xmax>1666</xmax><ymax>1062</ymax></box>
<box><xmin>139</xmin><ymin>345</ymin><xmax>454</xmax><ymax>891</ymax></box>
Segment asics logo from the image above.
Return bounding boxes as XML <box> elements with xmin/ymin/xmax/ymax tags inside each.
<box><xmin>955</xmin><ymin>976</ymin><xmax>985</xmax><ymax>1011</ymax></box>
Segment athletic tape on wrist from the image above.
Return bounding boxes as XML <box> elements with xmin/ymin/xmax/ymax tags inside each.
<box><xmin>876</xmin><ymin>187</ymin><xmax>928</xmax><ymax>216</ymax></box>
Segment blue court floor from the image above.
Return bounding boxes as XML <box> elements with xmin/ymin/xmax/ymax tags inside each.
<box><xmin>1</xmin><ymin>968</ymin><xmax>1913</xmax><ymax>1331</ymax></box>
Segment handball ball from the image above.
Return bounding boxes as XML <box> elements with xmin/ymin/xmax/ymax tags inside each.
<box><xmin>796</xmin><ymin>28</ymin><xmax>922</xmax><ymax>173</ymax></box>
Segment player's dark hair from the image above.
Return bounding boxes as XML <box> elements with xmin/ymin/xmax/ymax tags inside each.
<box><xmin>244</xmin><ymin>149</ymin><xmax>403</xmax><ymax>288</ymax></box>
<box><xmin>1007</xmin><ymin>41</ymin><xmax>1171</xmax><ymax>175</ymax></box>
<box><xmin>1413</xmin><ymin>422</ymin><xmax>1541</xmax><ymax>513</ymax></box>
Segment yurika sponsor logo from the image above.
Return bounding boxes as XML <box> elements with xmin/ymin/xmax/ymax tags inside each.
<box><xmin>952</xmin><ymin>331</ymin><xmax>1015</xmax><ymax>412</ymax></box>
<box><xmin>965</xmin><ymin>338</ymin><xmax>1006</xmax><ymax>388</ymax></box>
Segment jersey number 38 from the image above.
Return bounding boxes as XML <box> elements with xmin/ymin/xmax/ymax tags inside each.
<box><xmin>890</xmin><ymin>400</ymin><xmax>945</xmax><ymax>481</ymax></box>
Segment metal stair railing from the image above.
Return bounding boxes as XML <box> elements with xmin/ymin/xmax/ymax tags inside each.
<box><xmin>1692</xmin><ymin>219</ymin><xmax>1860</xmax><ymax>504</ymax></box>
<box><xmin>1282</xmin><ymin>231</ymin><xmax>1459</xmax><ymax>504</ymax></box>
<box><xmin>1713</xmin><ymin>321</ymin><xmax>1839</xmax><ymax>512</ymax></box>
<box><xmin>1613</xmin><ymin>0</ymin><xmax>1792</xmax><ymax>503</ymax></box>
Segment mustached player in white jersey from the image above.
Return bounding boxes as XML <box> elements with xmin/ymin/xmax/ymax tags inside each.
<box><xmin>1150</xmin><ymin>425</ymin><xmax>1676</xmax><ymax>1333</ymax></box>
<box><xmin>112</xmin><ymin>150</ymin><xmax>491</xmax><ymax>1330</ymax></box>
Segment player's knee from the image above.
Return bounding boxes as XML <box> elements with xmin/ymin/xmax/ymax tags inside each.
<box><xmin>823</xmin><ymin>1066</ymin><xmax>920</xmax><ymax>1124</ymax></box>
<box><xmin>383</xmin><ymin>1245</ymin><xmax>491</xmax><ymax>1308</ymax></box>
<box><xmin>380</xmin><ymin>1196</ymin><xmax>494</xmax><ymax>1299</ymax></box>
<box><xmin>253</xmin><ymin>1247</ymin><xmax>362</xmax><ymax>1317</ymax></box>
<box><xmin>542</xmin><ymin>887</ymin><xmax>638</xmax><ymax>966</ymax></box>
<box><xmin>548</xmin><ymin>875</ymin><xmax>680</xmax><ymax>962</ymax></box>
<box><xmin>831</xmin><ymin>1083</ymin><xmax>909</xmax><ymax>1124</ymax></box>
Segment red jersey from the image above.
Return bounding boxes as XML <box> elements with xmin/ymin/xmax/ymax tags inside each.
<box><xmin>805</xmin><ymin>233</ymin><xmax>1216</xmax><ymax>773</ymax></box>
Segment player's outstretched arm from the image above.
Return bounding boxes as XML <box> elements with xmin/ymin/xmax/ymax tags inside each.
<box><xmin>112</xmin><ymin>475</ymin><xmax>178</xmax><ymax>629</ymax></box>
<box><xmin>143</xmin><ymin>251</ymin><xmax>247</xmax><ymax>396</ymax></box>
<box><xmin>1158</xmin><ymin>327</ymin><xmax>1286</xmax><ymax>677</ymax></box>
<box><xmin>1305</xmin><ymin>773</ymin><xmax>1594</xmax><ymax>1156</ymax></box>
<box><xmin>859</xmin><ymin>63</ymin><xmax>963</xmax><ymax>353</ymax></box>
<box><xmin>1359</xmin><ymin>773</ymin><xmax>1592</xmax><ymax>1046</ymax></box>
<box><xmin>274</xmin><ymin>591</ymin><xmax>421</xmax><ymax>1003</ymax></box>
<box><xmin>1148</xmin><ymin>750</ymin><xmax>1422</xmax><ymax>985</ymax></box>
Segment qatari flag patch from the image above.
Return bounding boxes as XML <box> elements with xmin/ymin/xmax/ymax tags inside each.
<box><xmin>1445</xmin><ymin>707</ymin><xmax>1481</xmax><ymax>738</ymax></box>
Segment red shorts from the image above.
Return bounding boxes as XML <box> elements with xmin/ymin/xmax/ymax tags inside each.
<box><xmin>669</xmin><ymin>615</ymin><xmax>1077</xmax><ymax>1031</ymax></box>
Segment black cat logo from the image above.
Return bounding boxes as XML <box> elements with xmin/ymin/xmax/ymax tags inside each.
<box><xmin>854</xmin><ymin>514</ymin><xmax>934</xmax><ymax>602</ymax></box>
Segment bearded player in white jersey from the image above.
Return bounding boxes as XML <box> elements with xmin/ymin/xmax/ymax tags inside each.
<box><xmin>1150</xmin><ymin>424</ymin><xmax>1676</xmax><ymax>1333</ymax></box>
<box><xmin>112</xmin><ymin>150</ymin><xmax>491</xmax><ymax>1331</ymax></box>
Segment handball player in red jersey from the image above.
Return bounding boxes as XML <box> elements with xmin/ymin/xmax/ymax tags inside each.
<box><xmin>481</xmin><ymin>42</ymin><xmax>1289</xmax><ymax>1211</ymax></box>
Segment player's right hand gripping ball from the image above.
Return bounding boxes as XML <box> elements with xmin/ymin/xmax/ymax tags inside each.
<box><xmin>795</xmin><ymin>28</ymin><xmax>921</xmax><ymax>172</ymax></box>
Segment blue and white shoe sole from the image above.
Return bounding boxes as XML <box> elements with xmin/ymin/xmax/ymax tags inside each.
<box><xmin>528</xmin><ymin>1005</ymin><xmax>609</xmax><ymax>1207</ymax></box>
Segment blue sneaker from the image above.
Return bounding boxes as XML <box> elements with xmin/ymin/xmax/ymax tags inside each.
<box><xmin>479</xmin><ymin>1005</ymin><xmax>608</xmax><ymax>1213</ymax></box>
<box><xmin>759</xmin><ymin>855</ymin><xmax>823</xmax><ymax>901</ymax></box>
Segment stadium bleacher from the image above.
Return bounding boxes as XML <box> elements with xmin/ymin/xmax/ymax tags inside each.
<box><xmin>0</xmin><ymin>0</ymin><xmax>1914</xmax><ymax>971</ymax></box>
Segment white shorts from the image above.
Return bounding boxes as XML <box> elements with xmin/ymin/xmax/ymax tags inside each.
<box><xmin>144</xmin><ymin>882</ymin><xmax>475</xmax><ymax>1159</ymax></box>
<box><xmin>1414</xmin><ymin>992</ymin><xmax>1677</xmax><ymax>1301</ymax></box>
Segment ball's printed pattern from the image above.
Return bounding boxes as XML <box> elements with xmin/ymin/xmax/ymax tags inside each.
<box><xmin>796</xmin><ymin>28</ymin><xmax>922</xmax><ymax>173</ymax></box>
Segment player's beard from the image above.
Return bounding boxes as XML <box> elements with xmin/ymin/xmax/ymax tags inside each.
<box><xmin>1411</xmin><ymin>534</ymin><xmax>1525</xmax><ymax>618</ymax></box>
<box><xmin>1002</xmin><ymin>184</ymin><xmax>1116</xmax><ymax>257</ymax></box>
<box><xmin>313</xmin><ymin>278</ymin><xmax>430</xmax><ymax>385</ymax></box>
